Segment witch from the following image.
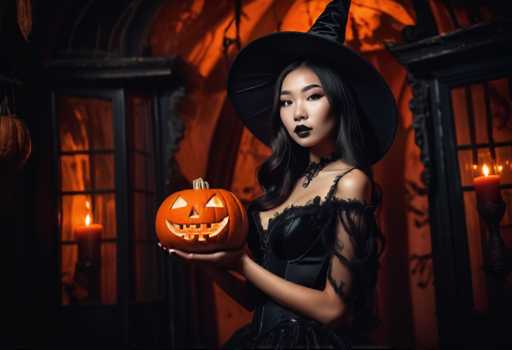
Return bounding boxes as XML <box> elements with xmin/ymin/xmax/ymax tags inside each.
<box><xmin>165</xmin><ymin>0</ymin><xmax>397</xmax><ymax>348</ymax></box>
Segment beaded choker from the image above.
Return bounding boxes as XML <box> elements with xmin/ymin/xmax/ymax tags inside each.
<box><xmin>302</xmin><ymin>154</ymin><xmax>338</xmax><ymax>188</ymax></box>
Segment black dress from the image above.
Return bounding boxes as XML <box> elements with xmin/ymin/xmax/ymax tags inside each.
<box><xmin>222</xmin><ymin>168</ymin><xmax>382</xmax><ymax>349</ymax></box>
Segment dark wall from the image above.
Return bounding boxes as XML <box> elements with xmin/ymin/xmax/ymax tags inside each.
<box><xmin>9</xmin><ymin>1</ymin><xmax>174</xmax><ymax>347</ymax></box>
<box><xmin>1</xmin><ymin>2</ymin><xmax>55</xmax><ymax>348</ymax></box>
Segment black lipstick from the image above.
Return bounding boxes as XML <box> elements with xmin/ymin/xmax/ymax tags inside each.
<box><xmin>294</xmin><ymin>125</ymin><xmax>312</xmax><ymax>138</ymax></box>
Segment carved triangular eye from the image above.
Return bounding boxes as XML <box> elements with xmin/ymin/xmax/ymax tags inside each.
<box><xmin>171</xmin><ymin>196</ymin><xmax>188</xmax><ymax>209</ymax></box>
<box><xmin>206</xmin><ymin>195</ymin><xmax>224</xmax><ymax>208</ymax></box>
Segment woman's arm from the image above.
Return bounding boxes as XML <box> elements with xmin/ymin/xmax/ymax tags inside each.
<box><xmin>237</xmin><ymin>169</ymin><xmax>370</xmax><ymax>325</ymax></box>
<box><xmin>238</xmin><ymin>253</ymin><xmax>347</xmax><ymax>325</ymax></box>
<box><xmin>170</xmin><ymin>170</ymin><xmax>370</xmax><ymax>325</ymax></box>
<box><xmin>172</xmin><ymin>247</ymin><xmax>347</xmax><ymax>324</ymax></box>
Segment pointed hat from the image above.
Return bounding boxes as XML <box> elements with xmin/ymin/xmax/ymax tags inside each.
<box><xmin>227</xmin><ymin>0</ymin><xmax>397</xmax><ymax>164</ymax></box>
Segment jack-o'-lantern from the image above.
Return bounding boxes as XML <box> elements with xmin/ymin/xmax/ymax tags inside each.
<box><xmin>155</xmin><ymin>178</ymin><xmax>248</xmax><ymax>253</ymax></box>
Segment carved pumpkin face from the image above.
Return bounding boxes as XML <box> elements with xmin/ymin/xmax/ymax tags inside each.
<box><xmin>155</xmin><ymin>178</ymin><xmax>248</xmax><ymax>253</ymax></box>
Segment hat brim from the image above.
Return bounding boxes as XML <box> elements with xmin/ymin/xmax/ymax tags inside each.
<box><xmin>228</xmin><ymin>32</ymin><xmax>398</xmax><ymax>165</ymax></box>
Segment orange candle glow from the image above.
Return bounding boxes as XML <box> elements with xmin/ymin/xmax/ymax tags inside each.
<box><xmin>75</xmin><ymin>213</ymin><xmax>102</xmax><ymax>263</ymax></box>
<box><xmin>473</xmin><ymin>164</ymin><xmax>502</xmax><ymax>204</ymax></box>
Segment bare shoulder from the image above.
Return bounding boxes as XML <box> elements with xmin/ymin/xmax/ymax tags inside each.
<box><xmin>335</xmin><ymin>168</ymin><xmax>371</xmax><ymax>202</ymax></box>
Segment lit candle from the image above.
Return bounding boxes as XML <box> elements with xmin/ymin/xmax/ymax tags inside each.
<box><xmin>473</xmin><ymin>164</ymin><xmax>502</xmax><ymax>204</ymax></box>
<box><xmin>75</xmin><ymin>213</ymin><xmax>102</xmax><ymax>263</ymax></box>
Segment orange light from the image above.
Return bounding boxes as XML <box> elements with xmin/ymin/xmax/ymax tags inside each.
<box><xmin>85</xmin><ymin>213</ymin><xmax>91</xmax><ymax>226</ymax></box>
<box><xmin>482</xmin><ymin>164</ymin><xmax>490</xmax><ymax>177</ymax></box>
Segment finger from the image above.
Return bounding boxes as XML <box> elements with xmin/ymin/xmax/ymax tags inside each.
<box><xmin>188</xmin><ymin>251</ymin><xmax>224</xmax><ymax>263</ymax></box>
<box><xmin>157</xmin><ymin>242</ymin><xmax>170</xmax><ymax>253</ymax></box>
<box><xmin>169</xmin><ymin>249</ymin><xmax>190</xmax><ymax>259</ymax></box>
<box><xmin>171</xmin><ymin>249</ymin><xmax>220</xmax><ymax>262</ymax></box>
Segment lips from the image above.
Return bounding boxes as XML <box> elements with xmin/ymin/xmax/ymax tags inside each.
<box><xmin>294</xmin><ymin>125</ymin><xmax>312</xmax><ymax>137</ymax></box>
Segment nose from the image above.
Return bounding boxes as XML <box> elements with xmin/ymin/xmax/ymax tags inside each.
<box><xmin>189</xmin><ymin>207</ymin><xmax>200</xmax><ymax>219</ymax></box>
<box><xmin>293</xmin><ymin>101</ymin><xmax>308</xmax><ymax>122</ymax></box>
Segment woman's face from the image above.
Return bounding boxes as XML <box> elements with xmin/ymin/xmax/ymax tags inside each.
<box><xmin>279</xmin><ymin>66</ymin><xmax>337</xmax><ymax>149</ymax></box>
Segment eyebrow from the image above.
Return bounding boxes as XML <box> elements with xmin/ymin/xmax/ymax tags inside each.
<box><xmin>280</xmin><ymin>83</ymin><xmax>322</xmax><ymax>95</ymax></box>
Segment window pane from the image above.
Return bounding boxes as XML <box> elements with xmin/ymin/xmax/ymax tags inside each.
<box><xmin>61</xmin><ymin>244</ymin><xmax>78</xmax><ymax>305</ymax></box>
<box><xmin>495</xmin><ymin>146</ymin><xmax>512</xmax><ymax>185</ymax></box>
<box><xmin>455</xmin><ymin>78</ymin><xmax>512</xmax><ymax>318</ymax></box>
<box><xmin>501</xmin><ymin>190</ymin><xmax>512</xmax><ymax>253</ymax></box>
<box><xmin>469</xmin><ymin>84</ymin><xmax>489</xmax><ymax>145</ymax></box>
<box><xmin>461</xmin><ymin>187</ymin><xmax>512</xmax><ymax>316</ymax></box>
<box><xmin>451</xmin><ymin>85</ymin><xmax>490</xmax><ymax>145</ymax></box>
<box><xmin>452</xmin><ymin>78</ymin><xmax>512</xmax><ymax>147</ymax></box>
<box><xmin>127</xmin><ymin>94</ymin><xmax>152</xmax><ymax>153</ymax></box>
<box><xmin>458</xmin><ymin>150</ymin><xmax>474</xmax><ymax>187</ymax></box>
<box><xmin>93</xmin><ymin>154</ymin><xmax>115</xmax><ymax>190</ymax></box>
<box><xmin>489</xmin><ymin>78</ymin><xmax>512</xmax><ymax>144</ymax></box>
<box><xmin>94</xmin><ymin>194</ymin><xmax>117</xmax><ymax>239</ymax></box>
<box><xmin>131</xmin><ymin>188</ymin><xmax>161</xmax><ymax>302</ymax></box>
<box><xmin>61</xmin><ymin>194</ymin><xmax>93</xmax><ymax>241</ymax></box>
<box><xmin>134</xmin><ymin>242</ymin><xmax>161</xmax><ymax>302</ymax></box>
<box><xmin>132</xmin><ymin>192</ymin><xmax>147</xmax><ymax>241</ymax></box>
<box><xmin>462</xmin><ymin>191</ymin><xmax>488</xmax><ymax>314</ymax></box>
<box><xmin>130</xmin><ymin>152</ymin><xmax>147</xmax><ymax>190</ymax></box>
<box><xmin>101</xmin><ymin>242</ymin><xmax>117</xmax><ymax>304</ymax></box>
<box><xmin>57</xmin><ymin>96</ymin><xmax>113</xmax><ymax>151</ymax></box>
<box><xmin>60</xmin><ymin>155</ymin><xmax>91</xmax><ymax>191</ymax></box>
<box><xmin>452</xmin><ymin>87</ymin><xmax>471</xmax><ymax>145</ymax></box>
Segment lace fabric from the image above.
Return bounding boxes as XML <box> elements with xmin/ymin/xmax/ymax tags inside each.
<box><xmin>223</xmin><ymin>317</ymin><xmax>351</xmax><ymax>350</ymax></box>
<box><xmin>253</xmin><ymin>195</ymin><xmax>380</xmax><ymax>321</ymax></box>
<box><xmin>224</xmin><ymin>169</ymin><xmax>382</xmax><ymax>349</ymax></box>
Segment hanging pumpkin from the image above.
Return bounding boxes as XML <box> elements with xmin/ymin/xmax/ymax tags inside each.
<box><xmin>155</xmin><ymin>178</ymin><xmax>248</xmax><ymax>253</ymax></box>
<box><xmin>17</xmin><ymin>0</ymin><xmax>33</xmax><ymax>42</ymax></box>
<box><xmin>0</xmin><ymin>114</ymin><xmax>32</xmax><ymax>172</ymax></box>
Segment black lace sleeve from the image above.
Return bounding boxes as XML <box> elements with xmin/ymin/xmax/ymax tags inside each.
<box><xmin>326</xmin><ymin>198</ymin><xmax>384</xmax><ymax>331</ymax></box>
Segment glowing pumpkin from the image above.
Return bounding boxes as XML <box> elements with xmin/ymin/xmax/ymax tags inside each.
<box><xmin>155</xmin><ymin>178</ymin><xmax>248</xmax><ymax>253</ymax></box>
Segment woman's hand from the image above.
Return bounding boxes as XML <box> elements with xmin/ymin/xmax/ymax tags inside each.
<box><xmin>158</xmin><ymin>242</ymin><xmax>246</xmax><ymax>272</ymax></box>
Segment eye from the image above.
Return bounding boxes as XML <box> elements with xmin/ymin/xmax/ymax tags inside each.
<box><xmin>307</xmin><ymin>93</ymin><xmax>323</xmax><ymax>101</ymax></box>
<box><xmin>206</xmin><ymin>195</ymin><xmax>224</xmax><ymax>208</ymax></box>
<box><xmin>280</xmin><ymin>99</ymin><xmax>292</xmax><ymax>108</ymax></box>
<box><xmin>171</xmin><ymin>196</ymin><xmax>188</xmax><ymax>209</ymax></box>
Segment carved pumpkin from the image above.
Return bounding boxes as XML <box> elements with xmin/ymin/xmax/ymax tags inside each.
<box><xmin>155</xmin><ymin>178</ymin><xmax>248</xmax><ymax>253</ymax></box>
<box><xmin>0</xmin><ymin>114</ymin><xmax>32</xmax><ymax>172</ymax></box>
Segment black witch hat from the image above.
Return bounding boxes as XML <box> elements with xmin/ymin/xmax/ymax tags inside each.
<box><xmin>227</xmin><ymin>0</ymin><xmax>397</xmax><ymax>165</ymax></box>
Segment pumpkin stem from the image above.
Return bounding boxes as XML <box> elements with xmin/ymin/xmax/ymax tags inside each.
<box><xmin>192</xmin><ymin>177</ymin><xmax>210</xmax><ymax>190</ymax></box>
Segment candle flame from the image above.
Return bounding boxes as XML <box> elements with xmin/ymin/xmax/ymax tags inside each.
<box><xmin>482</xmin><ymin>164</ymin><xmax>490</xmax><ymax>177</ymax></box>
<box><xmin>85</xmin><ymin>213</ymin><xmax>91</xmax><ymax>226</ymax></box>
<box><xmin>497</xmin><ymin>165</ymin><xmax>503</xmax><ymax>174</ymax></box>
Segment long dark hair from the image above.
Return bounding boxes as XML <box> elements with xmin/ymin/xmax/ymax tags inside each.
<box><xmin>253</xmin><ymin>59</ymin><xmax>372</xmax><ymax>212</ymax></box>
<box><xmin>251</xmin><ymin>59</ymin><xmax>385</xmax><ymax>334</ymax></box>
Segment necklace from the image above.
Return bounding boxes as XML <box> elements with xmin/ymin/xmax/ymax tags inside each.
<box><xmin>302</xmin><ymin>154</ymin><xmax>338</xmax><ymax>188</ymax></box>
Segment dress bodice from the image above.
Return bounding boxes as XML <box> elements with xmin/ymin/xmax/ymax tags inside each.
<box><xmin>243</xmin><ymin>168</ymin><xmax>382</xmax><ymax>339</ymax></box>
<box><xmin>223</xmin><ymin>169</ymin><xmax>383</xmax><ymax>349</ymax></box>
<box><xmin>252</xmin><ymin>195</ymin><xmax>341</xmax><ymax>287</ymax></box>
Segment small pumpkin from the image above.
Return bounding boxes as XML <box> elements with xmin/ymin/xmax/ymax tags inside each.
<box><xmin>0</xmin><ymin>114</ymin><xmax>32</xmax><ymax>172</ymax></box>
<box><xmin>155</xmin><ymin>178</ymin><xmax>248</xmax><ymax>253</ymax></box>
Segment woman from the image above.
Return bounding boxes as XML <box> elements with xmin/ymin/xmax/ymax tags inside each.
<box><xmin>163</xmin><ymin>1</ymin><xmax>397</xmax><ymax>348</ymax></box>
